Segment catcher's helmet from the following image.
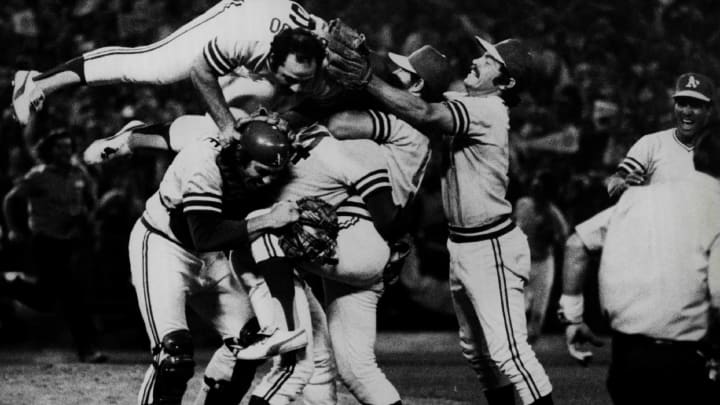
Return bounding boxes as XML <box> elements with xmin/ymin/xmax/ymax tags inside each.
<box><xmin>237</xmin><ymin>120</ymin><xmax>293</xmax><ymax>169</ymax></box>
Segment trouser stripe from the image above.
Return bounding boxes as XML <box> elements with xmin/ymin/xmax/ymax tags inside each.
<box><xmin>139</xmin><ymin>369</ymin><xmax>156</xmax><ymax>405</ymax></box>
<box><xmin>491</xmin><ymin>239</ymin><xmax>541</xmax><ymax>400</ymax></box>
<box><xmin>141</xmin><ymin>230</ymin><xmax>160</xmax><ymax>346</ymax></box>
<box><xmin>262</xmin><ymin>363</ymin><xmax>295</xmax><ymax>401</ymax></box>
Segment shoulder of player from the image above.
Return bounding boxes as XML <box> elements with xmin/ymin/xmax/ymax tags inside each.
<box><xmin>172</xmin><ymin>138</ymin><xmax>223</xmax><ymax>170</ymax></box>
<box><xmin>634</xmin><ymin>128</ymin><xmax>674</xmax><ymax>145</ymax></box>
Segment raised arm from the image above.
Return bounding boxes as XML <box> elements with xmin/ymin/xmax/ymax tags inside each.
<box><xmin>366</xmin><ymin>75</ymin><xmax>454</xmax><ymax>133</ymax></box>
<box><xmin>190</xmin><ymin>54</ymin><xmax>239</xmax><ymax>142</ymax></box>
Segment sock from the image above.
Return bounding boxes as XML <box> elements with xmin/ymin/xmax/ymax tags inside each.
<box><xmin>485</xmin><ymin>385</ymin><xmax>516</xmax><ymax>405</ymax></box>
<box><xmin>35</xmin><ymin>56</ymin><xmax>86</xmax><ymax>84</ymax></box>
<box><xmin>255</xmin><ymin>257</ymin><xmax>296</xmax><ymax>330</ymax></box>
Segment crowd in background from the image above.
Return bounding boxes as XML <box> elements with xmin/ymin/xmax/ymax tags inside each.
<box><xmin>1</xmin><ymin>0</ymin><xmax>719</xmax><ymax>342</ymax></box>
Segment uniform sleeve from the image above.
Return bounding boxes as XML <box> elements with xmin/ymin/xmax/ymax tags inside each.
<box><xmin>367</xmin><ymin>110</ymin><xmax>426</xmax><ymax>147</ymax></box>
<box><xmin>574</xmin><ymin>206</ymin><xmax>614</xmax><ymax>251</ymax></box>
<box><xmin>442</xmin><ymin>95</ymin><xmax>508</xmax><ymax>142</ymax></box>
<box><xmin>179</xmin><ymin>147</ymin><xmax>224</xmax><ymax>215</ymax></box>
<box><xmin>617</xmin><ymin>135</ymin><xmax>653</xmax><ymax>177</ymax></box>
<box><xmin>323</xmin><ymin>139</ymin><xmax>392</xmax><ymax>200</ymax></box>
<box><xmin>708</xmin><ymin>234</ymin><xmax>720</xmax><ymax>311</ymax></box>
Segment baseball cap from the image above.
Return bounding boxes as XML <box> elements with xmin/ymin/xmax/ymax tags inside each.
<box><xmin>388</xmin><ymin>45</ymin><xmax>452</xmax><ymax>99</ymax></box>
<box><xmin>672</xmin><ymin>72</ymin><xmax>715</xmax><ymax>103</ymax></box>
<box><xmin>474</xmin><ymin>36</ymin><xmax>536</xmax><ymax>86</ymax></box>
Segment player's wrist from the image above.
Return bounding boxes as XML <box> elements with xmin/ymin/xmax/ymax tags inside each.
<box><xmin>558</xmin><ymin>293</ymin><xmax>584</xmax><ymax>325</ymax></box>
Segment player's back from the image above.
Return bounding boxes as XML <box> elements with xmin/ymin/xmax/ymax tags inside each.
<box><xmin>277</xmin><ymin>131</ymin><xmax>387</xmax><ymax>207</ymax></box>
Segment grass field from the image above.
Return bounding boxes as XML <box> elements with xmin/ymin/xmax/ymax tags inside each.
<box><xmin>0</xmin><ymin>331</ymin><xmax>612</xmax><ymax>405</ymax></box>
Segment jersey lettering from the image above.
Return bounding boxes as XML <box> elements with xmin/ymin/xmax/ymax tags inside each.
<box><xmin>289</xmin><ymin>2</ymin><xmax>313</xmax><ymax>29</ymax></box>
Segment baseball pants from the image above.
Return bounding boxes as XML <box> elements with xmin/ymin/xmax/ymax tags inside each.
<box><xmin>82</xmin><ymin>0</ymin><xmax>240</xmax><ymax>85</ymax></box>
<box><xmin>129</xmin><ymin>219</ymin><xmax>254</xmax><ymax>405</ymax></box>
<box><xmin>449</xmin><ymin>226</ymin><xmax>553</xmax><ymax>404</ymax></box>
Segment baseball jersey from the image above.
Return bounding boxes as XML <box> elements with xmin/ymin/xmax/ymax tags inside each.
<box><xmin>276</xmin><ymin>126</ymin><xmax>391</xmax><ymax>207</ymax></box>
<box><xmin>575</xmin><ymin>173</ymin><xmax>720</xmax><ymax>341</ymax></box>
<box><xmin>616</xmin><ymin>128</ymin><xmax>695</xmax><ymax>183</ymax></box>
<box><xmin>366</xmin><ymin>110</ymin><xmax>431</xmax><ymax>208</ymax></box>
<box><xmin>204</xmin><ymin>0</ymin><xmax>318</xmax><ymax>77</ymax></box>
<box><xmin>142</xmin><ymin>137</ymin><xmax>226</xmax><ymax>249</ymax></box>
<box><xmin>441</xmin><ymin>93</ymin><xmax>513</xmax><ymax>238</ymax></box>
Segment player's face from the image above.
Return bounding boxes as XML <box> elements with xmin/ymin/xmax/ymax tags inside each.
<box><xmin>272</xmin><ymin>53</ymin><xmax>318</xmax><ymax>95</ymax></box>
<box><xmin>464</xmin><ymin>53</ymin><xmax>504</xmax><ymax>93</ymax></box>
<box><xmin>674</xmin><ymin>97</ymin><xmax>712</xmax><ymax>141</ymax></box>
<box><xmin>241</xmin><ymin>160</ymin><xmax>286</xmax><ymax>190</ymax></box>
<box><xmin>392</xmin><ymin>68</ymin><xmax>422</xmax><ymax>96</ymax></box>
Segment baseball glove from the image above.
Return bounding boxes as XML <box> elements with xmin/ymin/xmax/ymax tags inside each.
<box><xmin>325</xmin><ymin>19</ymin><xmax>372</xmax><ymax>90</ymax></box>
<box><xmin>279</xmin><ymin>197</ymin><xmax>339</xmax><ymax>264</ymax></box>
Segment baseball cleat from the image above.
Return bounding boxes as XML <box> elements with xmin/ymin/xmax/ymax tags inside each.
<box><xmin>230</xmin><ymin>327</ymin><xmax>307</xmax><ymax>360</ymax></box>
<box><xmin>83</xmin><ymin>120</ymin><xmax>145</xmax><ymax>164</ymax></box>
<box><xmin>12</xmin><ymin>70</ymin><xmax>44</xmax><ymax>125</ymax></box>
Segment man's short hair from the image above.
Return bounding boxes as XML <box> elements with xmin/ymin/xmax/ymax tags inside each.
<box><xmin>269</xmin><ymin>28</ymin><xmax>326</xmax><ymax>71</ymax></box>
<box><xmin>693</xmin><ymin>122</ymin><xmax>720</xmax><ymax>178</ymax></box>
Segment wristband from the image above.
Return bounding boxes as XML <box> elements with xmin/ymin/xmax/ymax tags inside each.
<box><xmin>558</xmin><ymin>294</ymin><xmax>584</xmax><ymax>325</ymax></box>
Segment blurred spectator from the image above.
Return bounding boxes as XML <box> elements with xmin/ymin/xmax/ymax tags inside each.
<box><xmin>2</xmin><ymin>126</ymin><xmax>106</xmax><ymax>362</ymax></box>
<box><xmin>514</xmin><ymin>170</ymin><xmax>570</xmax><ymax>343</ymax></box>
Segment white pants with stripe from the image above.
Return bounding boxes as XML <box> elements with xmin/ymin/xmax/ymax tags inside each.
<box><xmin>251</xmin><ymin>214</ymin><xmax>400</xmax><ymax>404</ymax></box>
<box><xmin>128</xmin><ymin>219</ymin><xmax>254</xmax><ymax>405</ymax></box>
<box><xmin>246</xmin><ymin>277</ymin><xmax>337</xmax><ymax>405</ymax></box>
<box><xmin>448</xmin><ymin>227</ymin><xmax>552</xmax><ymax>404</ymax></box>
<box><xmin>82</xmin><ymin>0</ymin><xmax>240</xmax><ymax>85</ymax></box>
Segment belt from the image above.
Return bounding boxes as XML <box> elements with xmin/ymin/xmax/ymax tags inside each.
<box><xmin>448</xmin><ymin>215</ymin><xmax>515</xmax><ymax>242</ymax></box>
<box><xmin>140</xmin><ymin>215</ymin><xmax>192</xmax><ymax>252</ymax></box>
<box><xmin>612</xmin><ymin>331</ymin><xmax>703</xmax><ymax>351</ymax></box>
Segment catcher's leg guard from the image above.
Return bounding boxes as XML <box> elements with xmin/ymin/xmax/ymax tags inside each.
<box><xmin>152</xmin><ymin>330</ymin><xmax>195</xmax><ymax>404</ymax></box>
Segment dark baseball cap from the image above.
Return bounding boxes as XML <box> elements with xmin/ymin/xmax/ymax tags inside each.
<box><xmin>388</xmin><ymin>45</ymin><xmax>452</xmax><ymax>99</ymax></box>
<box><xmin>672</xmin><ymin>72</ymin><xmax>715</xmax><ymax>103</ymax></box>
<box><xmin>474</xmin><ymin>36</ymin><xmax>536</xmax><ymax>86</ymax></box>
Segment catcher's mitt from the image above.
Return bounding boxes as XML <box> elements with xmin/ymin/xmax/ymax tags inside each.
<box><xmin>325</xmin><ymin>19</ymin><xmax>372</xmax><ymax>90</ymax></box>
<box><xmin>279</xmin><ymin>197</ymin><xmax>339</xmax><ymax>264</ymax></box>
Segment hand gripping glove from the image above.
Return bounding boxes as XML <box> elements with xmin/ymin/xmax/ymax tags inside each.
<box><xmin>324</xmin><ymin>19</ymin><xmax>372</xmax><ymax>90</ymax></box>
<box><xmin>279</xmin><ymin>197</ymin><xmax>339</xmax><ymax>265</ymax></box>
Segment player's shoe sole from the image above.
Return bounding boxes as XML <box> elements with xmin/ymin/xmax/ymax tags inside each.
<box><xmin>232</xmin><ymin>328</ymin><xmax>308</xmax><ymax>360</ymax></box>
<box><xmin>12</xmin><ymin>70</ymin><xmax>44</xmax><ymax>125</ymax></box>
<box><xmin>82</xmin><ymin>120</ymin><xmax>146</xmax><ymax>164</ymax></box>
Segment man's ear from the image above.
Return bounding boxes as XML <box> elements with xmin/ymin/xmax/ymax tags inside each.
<box><xmin>409</xmin><ymin>78</ymin><xmax>425</xmax><ymax>93</ymax></box>
<box><xmin>498</xmin><ymin>77</ymin><xmax>516</xmax><ymax>90</ymax></box>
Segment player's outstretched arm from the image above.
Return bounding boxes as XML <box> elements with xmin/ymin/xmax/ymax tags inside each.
<box><xmin>185</xmin><ymin>201</ymin><xmax>298</xmax><ymax>253</ymax></box>
<box><xmin>325</xmin><ymin>110</ymin><xmax>374</xmax><ymax>140</ymax></box>
<box><xmin>190</xmin><ymin>54</ymin><xmax>241</xmax><ymax>142</ymax></box>
<box><xmin>366</xmin><ymin>75</ymin><xmax>454</xmax><ymax>133</ymax></box>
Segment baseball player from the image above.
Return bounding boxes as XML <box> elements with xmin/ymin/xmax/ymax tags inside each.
<box><xmin>343</xmin><ymin>36</ymin><xmax>555</xmax><ymax>405</ymax></box>
<box><xmin>247</xmin><ymin>45</ymin><xmax>454</xmax><ymax>405</ymax></box>
<box><xmin>558</xmin><ymin>126</ymin><xmax>720</xmax><ymax>404</ymax></box>
<box><xmin>244</xmin><ymin>124</ymin><xmax>404</xmax><ymax>405</ymax></box>
<box><xmin>12</xmin><ymin>0</ymin><xmax>326</xmax><ymax>139</ymax></box>
<box><xmin>605</xmin><ymin>72</ymin><xmax>716</xmax><ymax>197</ymax></box>
<box><xmin>128</xmin><ymin>118</ymin><xmax>305</xmax><ymax>405</ymax></box>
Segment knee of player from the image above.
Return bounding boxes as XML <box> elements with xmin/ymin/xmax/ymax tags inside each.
<box><xmin>152</xmin><ymin>330</ymin><xmax>196</xmax><ymax>403</ymax></box>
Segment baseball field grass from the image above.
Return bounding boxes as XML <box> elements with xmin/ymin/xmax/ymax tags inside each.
<box><xmin>0</xmin><ymin>331</ymin><xmax>611</xmax><ymax>405</ymax></box>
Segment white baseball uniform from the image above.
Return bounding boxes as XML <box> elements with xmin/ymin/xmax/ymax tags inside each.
<box><xmin>441</xmin><ymin>93</ymin><xmax>552</xmax><ymax>404</ymax></box>
<box><xmin>82</xmin><ymin>0</ymin><xmax>319</xmax><ymax>85</ymax></box>
<box><xmin>250</xmin><ymin>127</ymin><xmax>403</xmax><ymax>405</ymax></box>
<box><xmin>616</xmin><ymin>128</ymin><xmax>695</xmax><ymax>184</ymax></box>
<box><xmin>129</xmin><ymin>137</ymin><xmax>255</xmax><ymax>404</ymax></box>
